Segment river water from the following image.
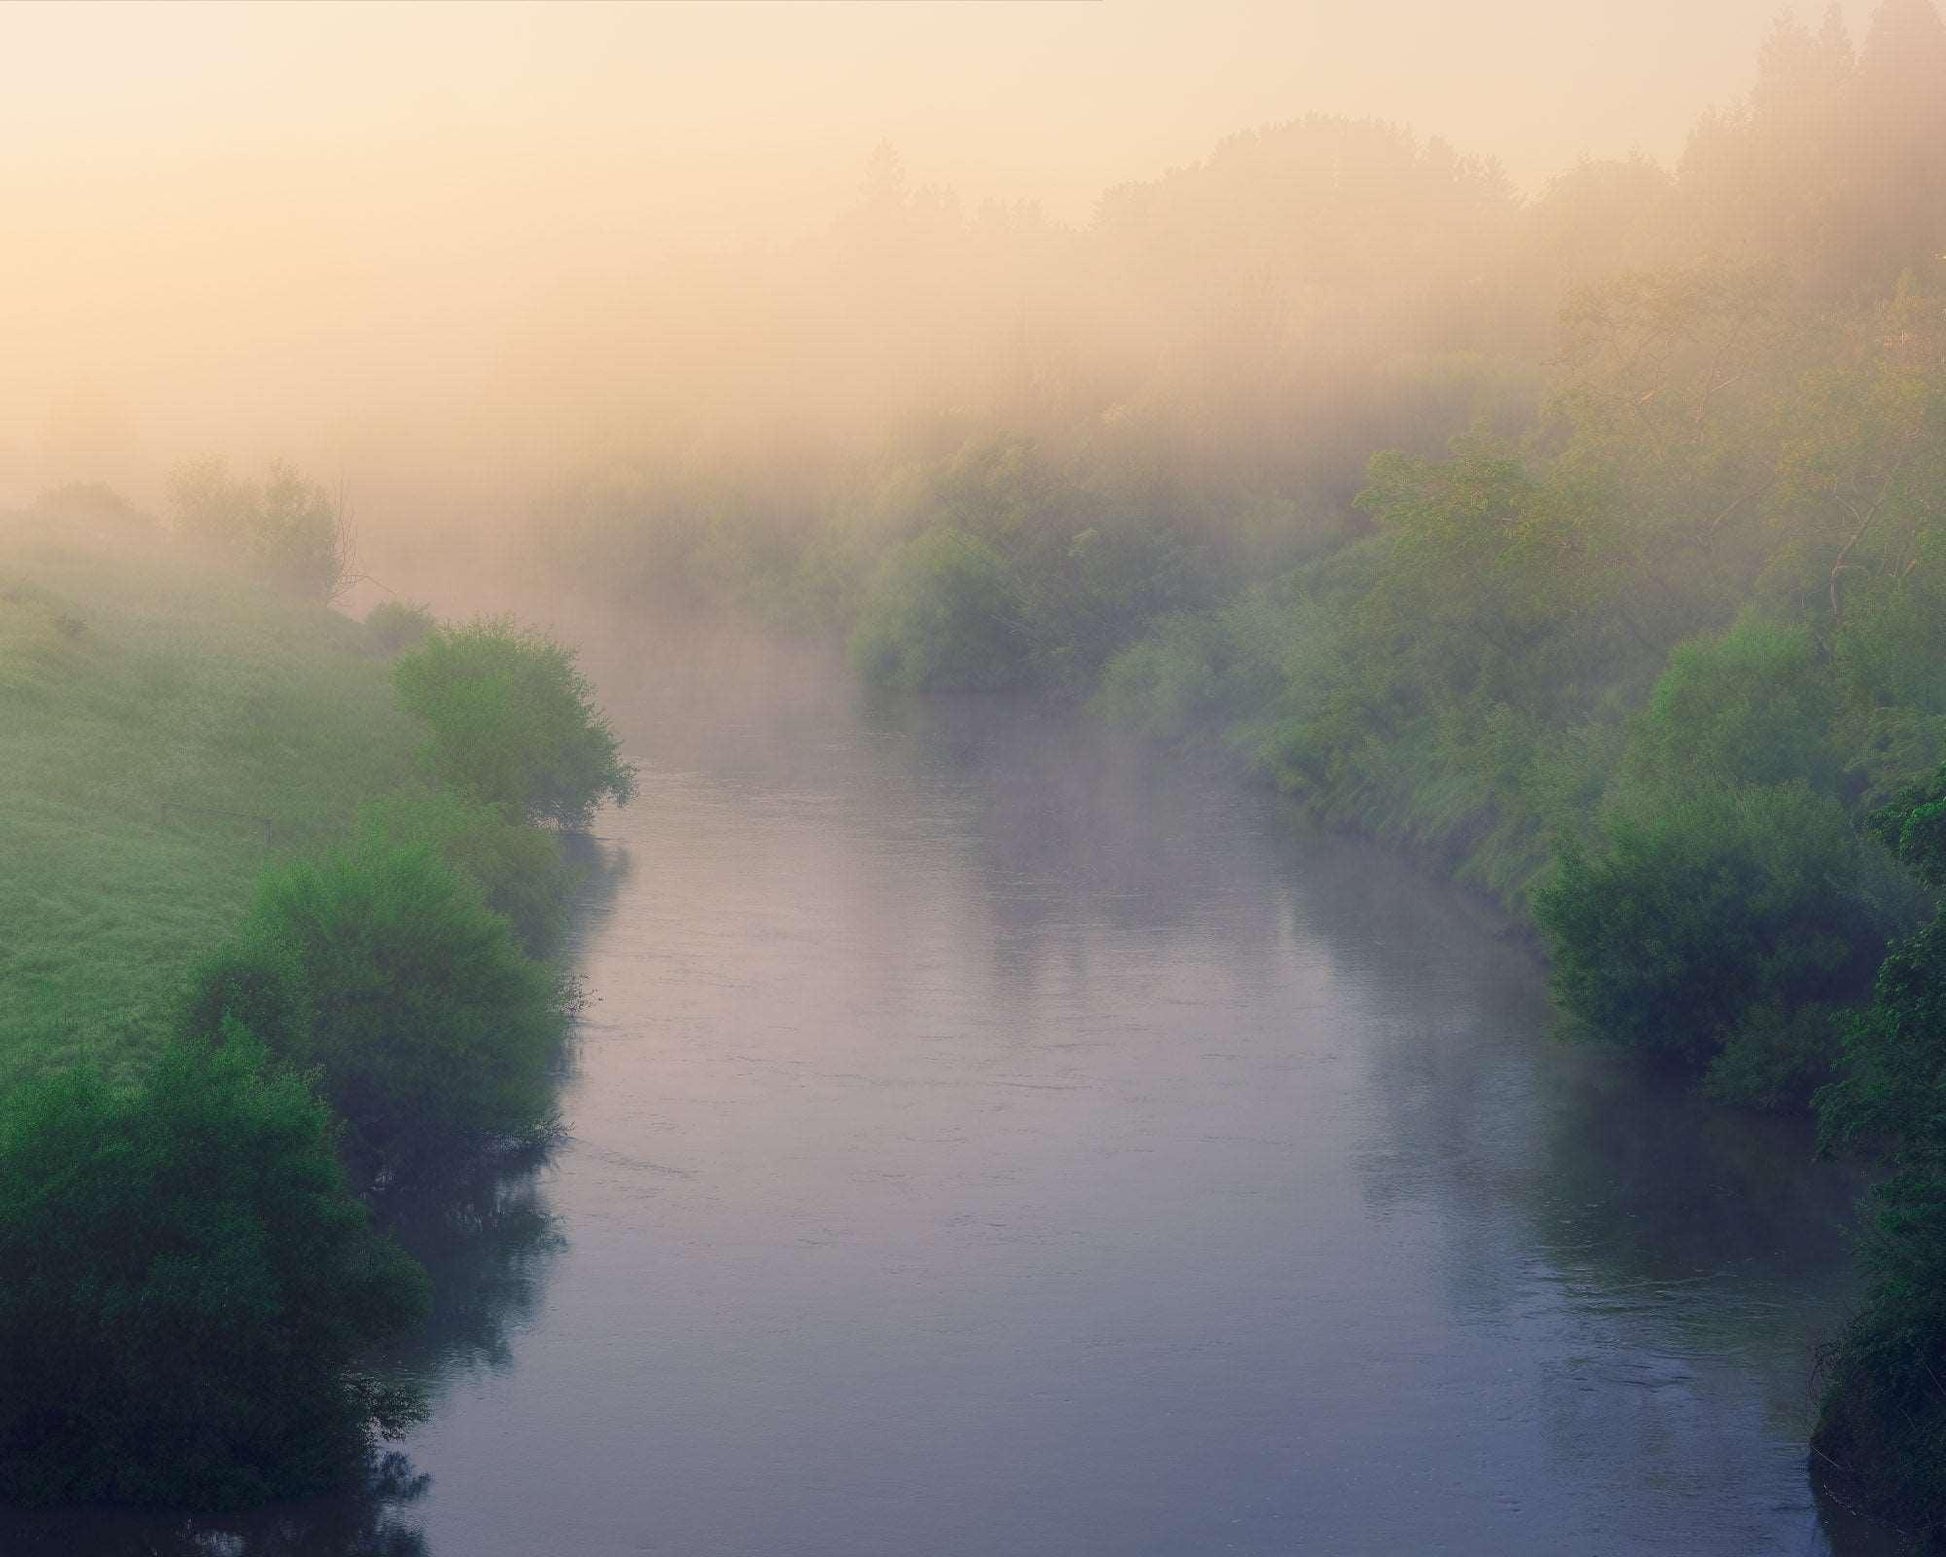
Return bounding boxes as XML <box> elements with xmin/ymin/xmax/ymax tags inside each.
<box><xmin>10</xmin><ymin>623</ymin><xmax>1904</xmax><ymax>1555</ymax></box>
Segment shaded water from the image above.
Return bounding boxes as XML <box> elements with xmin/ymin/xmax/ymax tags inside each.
<box><xmin>10</xmin><ymin>624</ymin><xmax>1905</xmax><ymax>1555</ymax></box>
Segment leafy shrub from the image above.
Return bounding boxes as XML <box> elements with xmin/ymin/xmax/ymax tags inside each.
<box><xmin>365</xmin><ymin>600</ymin><xmax>436</xmax><ymax>657</ymax></box>
<box><xmin>0</xmin><ymin>1032</ymin><xmax>427</xmax><ymax>1508</ymax></box>
<box><xmin>849</xmin><ymin>527</ymin><xmax>1032</xmax><ymax>692</ymax></box>
<box><xmin>170</xmin><ymin>460</ymin><xmax>349</xmax><ymax>602</ymax></box>
<box><xmin>1815</xmin><ymin>917</ymin><xmax>1946</xmax><ymax>1534</ymax></box>
<box><xmin>1702</xmin><ymin>999</ymin><xmax>1846</xmax><ymax>1110</ymax></box>
<box><xmin>1536</xmin><ymin>783</ymin><xmax>1911</xmax><ymax>1091</ymax></box>
<box><xmin>1809</xmin><ymin>1144</ymin><xmax>1946</xmax><ymax>1542</ymax></box>
<box><xmin>354</xmin><ymin>788</ymin><xmax>579</xmax><ymax>956</ymax></box>
<box><xmin>1625</xmin><ymin>617</ymin><xmax>1844</xmax><ymax>795</ymax></box>
<box><xmin>1015</xmin><ymin>521</ymin><xmax>1202</xmax><ymax>688</ymax></box>
<box><xmin>1814</xmin><ymin>763</ymin><xmax>1946</xmax><ymax>1534</ymax></box>
<box><xmin>392</xmin><ymin>618</ymin><xmax>634</xmax><ymax>829</ymax></box>
<box><xmin>194</xmin><ymin>839</ymin><xmax>570</xmax><ymax>1174</ymax></box>
<box><xmin>1094</xmin><ymin>613</ymin><xmax>1233</xmax><ymax>741</ymax></box>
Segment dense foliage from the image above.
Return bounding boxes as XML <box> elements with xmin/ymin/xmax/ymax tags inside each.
<box><xmin>0</xmin><ymin>1032</ymin><xmax>427</xmax><ymax>1508</ymax></box>
<box><xmin>851</xmin><ymin>527</ymin><xmax>1030</xmax><ymax>691</ymax></box>
<box><xmin>393</xmin><ymin>617</ymin><xmax>634</xmax><ymax>829</ymax></box>
<box><xmin>353</xmin><ymin>787</ymin><xmax>579</xmax><ymax>957</ymax></box>
<box><xmin>1537</xmin><ymin>784</ymin><xmax>1912</xmax><ymax>1104</ymax></box>
<box><xmin>1814</xmin><ymin>767</ymin><xmax>1946</xmax><ymax>1536</ymax></box>
<box><xmin>193</xmin><ymin>838</ymin><xmax>570</xmax><ymax>1176</ymax></box>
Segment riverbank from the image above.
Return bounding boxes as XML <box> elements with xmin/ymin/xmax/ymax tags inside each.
<box><xmin>0</xmin><ymin>520</ymin><xmax>632</xmax><ymax>1515</ymax></box>
<box><xmin>0</xmin><ymin>530</ymin><xmax>421</xmax><ymax>1087</ymax></box>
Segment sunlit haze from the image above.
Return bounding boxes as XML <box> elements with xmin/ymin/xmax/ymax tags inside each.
<box><xmin>0</xmin><ymin>0</ymin><xmax>1877</xmax><ymax>544</ymax></box>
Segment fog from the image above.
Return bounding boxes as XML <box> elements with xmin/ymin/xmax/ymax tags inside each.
<box><xmin>16</xmin><ymin>5</ymin><xmax>1946</xmax><ymax>1548</ymax></box>
<box><xmin>0</xmin><ymin>0</ymin><xmax>1883</xmax><ymax>574</ymax></box>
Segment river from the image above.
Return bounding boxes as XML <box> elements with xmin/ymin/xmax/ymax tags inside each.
<box><xmin>9</xmin><ymin>620</ymin><xmax>1904</xmax><ymax>1555</ymax></box>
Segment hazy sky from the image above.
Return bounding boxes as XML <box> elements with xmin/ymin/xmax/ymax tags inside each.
<box><xmin>0</xmin><ymin>0</ymin><xmax>1879</xmax><ymax>508</ymax></box>
<box><xmin>1</xmin><ymin>0</ymin><xmax>1878</xmax><ymax>228</ymax></box>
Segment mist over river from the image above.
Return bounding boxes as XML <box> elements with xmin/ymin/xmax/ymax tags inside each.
<box><xmin>6</xmin><ymin>618</ymin><xmax>1901</xmax><ymax>1556</ymax></box>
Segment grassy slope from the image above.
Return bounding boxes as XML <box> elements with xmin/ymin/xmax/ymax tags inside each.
<box><xmin>0</xmin><ymin>529</ymin><xmax>419</xmax><ymax>1086</ymax></box>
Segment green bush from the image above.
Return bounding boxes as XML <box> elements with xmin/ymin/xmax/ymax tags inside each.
<box><xmin>1809</xmin><ymin>1145</ymin><xmax>1946</xmax><ymax>1542</ymax></box>
<box><xmin>0</xmin><ymin>1032</ymin><xmax>427</xmax><ymax>1508</ymax></box>
<box><xmin>1814</xmin><ymin>764</ymin><xmax>1946</xmax><ymax>1534</ymax></box>
<box><xmin>1625</xmin><ymin>617</ymin><xmax>1844</xmax><ymax>794</ymax></box>
<box><xmin>392</xmin><ymin>618</ymin><xmax>634</xmax><ymax>830</ymax></box>
<box><xmin>849</xmin><ymin>527</ymin><xmax>1033</xmax><ymax>692</ymax></box>
<box><xmin>1094</xmin><ymin>612</ymin><xmax>1233</xmax><ymax>741</ymax></box>
<box><xmin>365</xmin><ymin>600</ymin><xmax>436</xmax><ymax>657</ymax></box>
<box><xmin>354</xmin><ymin>788</ymin><xmax>579</xmax><ymax>956</ymax></box>
<box><xmin>1536</xmin><ymin>783</ymin><xmax>1909</xmax><ymax>1092</ymax></box>
<box><xmin>1814</xmin><ymin>917</ymin><xmax>1946</xmax><ymax>1536</ymax></box>
<box><xmin>1015</xmin><ymin>521</ymin><xmax>1202</xmax><ymax>688</ymax></box>
<box><xmin>195</xmin><ymin>839</ymin><xmax>570</xmax><ymax>1174</ymax></box>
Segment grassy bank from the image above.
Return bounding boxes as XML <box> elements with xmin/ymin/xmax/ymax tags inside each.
<box><xmin>0</xmin><ymin>531</ymin><xmax>419</xmax><ymax>1087</ymax></box>
<box><xmin>0</xmin><ymin>517</ymin><xmax>635</xmax><ymax>1509</ymax></box>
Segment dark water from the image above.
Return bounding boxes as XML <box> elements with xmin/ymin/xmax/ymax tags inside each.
<box><xmin>12</xmin><ymin>625</ymin><xmax>1909</xmax><ymax>1555</ymax></box>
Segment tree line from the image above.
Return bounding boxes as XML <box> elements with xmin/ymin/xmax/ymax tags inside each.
<box><xmin>532</xmin><ymin>1</ymin><xmax>1946</xmax><ymax>1537</ymax></box>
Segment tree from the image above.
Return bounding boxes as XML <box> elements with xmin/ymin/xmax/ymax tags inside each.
<box><xmin>849</xmin><ymin>527</ymin><xmax>1033</xmax><ymax>692</ymax></box>
<box><xmin>392</xmin><ymin>618</ymin><xmax>635</xmax><ymax>830</ymax></box>
<box><xmin>170</xmin><ymin>460</ymin><xmax>352</xmax><ymax>602</ymax></box>
<box><xmin>193</xmin><ymin>839</ymin><xmax>570</xmax><ymax>1176</ymax></box>
<box><xmin>0</xmin><ymin>1033</ymin><xmax>427</xmax><ymax>1508</ymax></box>
<box><xmin>1536</xmin><ymin>783</ymin><xmax>1906</xmax><ymax>1094</ymax></box>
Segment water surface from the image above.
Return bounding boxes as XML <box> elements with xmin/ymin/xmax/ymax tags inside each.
<box><xmin>15</xmin><ymin>624</ymin><xmax>1897</xmax><ymax>1555</ymax></box>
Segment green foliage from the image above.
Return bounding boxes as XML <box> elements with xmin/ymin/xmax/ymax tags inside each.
<box><xmin>0</xmin><ymin>1032</ymin><xmax>428</xmax><ymax>1509</ymax></box>
<box><xmin>1535</xmin><ymin>784</ymin><xmax>1909</xmax><ymax>1092</ymax></box>
<box><xmin>1094</xmin><ymin>612</ymin><xmax>1237</xmax><ymax>742</ymax></box>
<box><xmin>1813</xmin><ymin>764</ymin><xmax>1946</xmax><ymax>1534</ymax></box>
<box><xmin>196</xmin><ymin>839</ymin><xmax>569</xmax><ymax>1175</ymax></box>
<box><xmin>1626</xmin><ymin>618</ymin><xmax>1844</xmax><ymax>794</ymax></box>
<box><xmin>365</xmin><ymin>600</ymin><xmax>436</xmax><ymax>657</ymax></box>
<box><xmin>1810</xmin><ymin>1144</ymin><xmax>1946</xmax><ymax>1539</ymax></box>
<box><xmin>850</xmin><ymin>527</ymin><xmax>1032</xmax><ymax>692</ymax></box>
<box><xmin>392</xmin><ymin>617</ymin><xmax>634</xmax><ymax>829</ymax></box>
<box><xmin>353</xmin><ymin>788</ymin><xmax>579</xmax><ymax>957</ymax></box>
<box><xmin>1702</xmin><ymin>999</ymin><xmax>1847</xmax><ymax>1111</ymax></box>
<box><xmin>170</xmin><ymin>461</ymin><xmax>349</xmax><ymax>603</ymax></box>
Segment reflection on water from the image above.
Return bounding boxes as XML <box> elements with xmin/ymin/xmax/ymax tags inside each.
<box><xmin>0</xmin><ymin>1453</ymin><xmax>429</xmax><ymax>1557</ymax></box>
<box><xmin>0</xmin><ymin>1099</ymin><xmax>580</xmax><ymax>1555</ymax></box>
<box><xmin>375</xmin><ymin>1151</ymin><xmax>567</xmax><ymax>1389</ymax></box>
<box><xmin>20</xmin><ymin>619</ymin><xmax>1917</xmax><ymax>1554</ymax></box>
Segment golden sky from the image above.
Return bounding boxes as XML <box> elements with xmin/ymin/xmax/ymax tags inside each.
<box><xmin>0</xmin><ymin>0</ymin><xmax>1877</xmax><ymax>509</ymax></box>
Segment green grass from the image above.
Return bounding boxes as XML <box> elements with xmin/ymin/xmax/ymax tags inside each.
<box><xmin>0</xmin><ymin>530</ymin><xmax>419</xmax><ymax>1086</ymax></box>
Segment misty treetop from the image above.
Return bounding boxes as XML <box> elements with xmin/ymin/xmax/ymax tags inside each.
<box><xmin>365</xmin><ymin>598</ymin><xmax>437</xmax><ymax>657</ymax></box>
<box><xmin>170</xmin><ymin>460</ymin><xmax>354</xmax><ymax>604</ymax></box>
